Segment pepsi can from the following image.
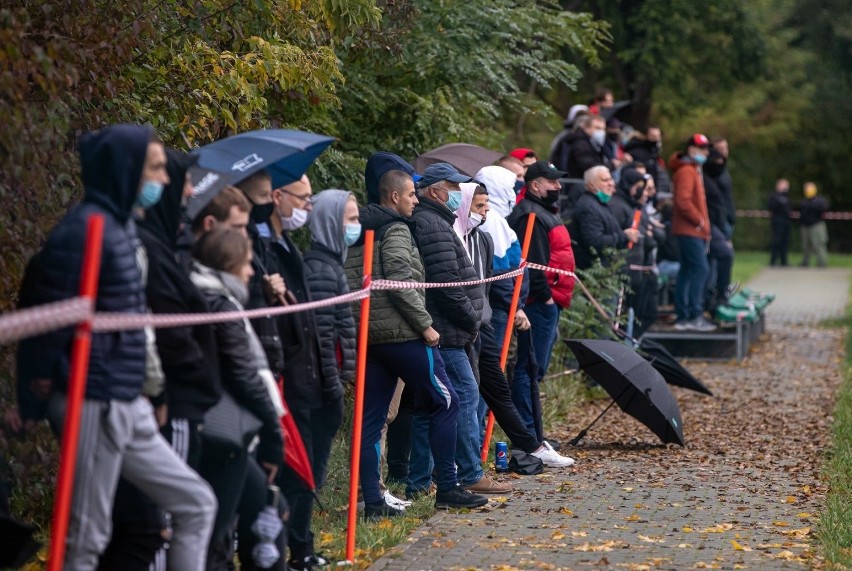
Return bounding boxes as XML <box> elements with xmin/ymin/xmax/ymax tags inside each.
<box><xmin>495</xmin><ymin>441</ymin><xmax>509</xmax><ymax>472</ymax></box>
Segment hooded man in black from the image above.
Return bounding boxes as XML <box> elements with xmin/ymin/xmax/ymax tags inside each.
<box><xmin>16</xmin><ymin>125</ymin><xmax>216</xmax><ymax>571</ymax></box>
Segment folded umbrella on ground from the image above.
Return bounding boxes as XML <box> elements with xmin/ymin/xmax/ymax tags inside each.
<box><xmin>565</xmin><ymin>339</ymin><xmax>685</xmax><ymax>446</ymax></box>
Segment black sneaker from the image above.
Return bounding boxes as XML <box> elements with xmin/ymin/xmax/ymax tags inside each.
<box><xmin>364</xmin><ymin>499</ymin><xmax>404</xmax><ymax>518</ymax></box>
<box><xmin>288</xmin><ymin>553</ymin><xmax>329</xmax><ymax>571</ymax></box>
<box><xmin>435</xmin><ymin>485</ymin><xmax>488</xmax><ymax>510</ymax></box>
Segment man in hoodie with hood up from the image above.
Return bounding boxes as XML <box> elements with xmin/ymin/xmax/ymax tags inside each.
<box><xmin>16</xmin><ymin>124</ymin><xmax>216</xmax><ymax>571</ymax></box>
<box><xmin>345</xmin><ymin>156</ymin><xmax>487</xmax><ymax>515</ymax></box>
<box><xmin>669</xmin><ymin>134</ymin><xmax>715</xmax><ymax>332</ymax></box>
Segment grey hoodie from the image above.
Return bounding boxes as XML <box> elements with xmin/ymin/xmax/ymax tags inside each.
<box><xmin>307</xmin><ymin>189</ymin><xmax>353</xmax><ymax>260</ymax></box>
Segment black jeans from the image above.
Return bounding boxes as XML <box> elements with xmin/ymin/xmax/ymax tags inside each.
<box><xmin>770</xmin><ymin>218</ymin><xmax>791</xmax><ymax>266</ymax></box>
<box><xmin>386</xmin><ymin>384</ymin><xmax>415</xmax><ymax>483</ymax></box>
<box><xmin>277</xmin><ymin>396</ymin><xmax>343</xmax><ymax>561</ymax></box>
<box><xmin>476</xmin><ymin>321</ymin><xmax>541</xmax><ymax>453</ymax></box>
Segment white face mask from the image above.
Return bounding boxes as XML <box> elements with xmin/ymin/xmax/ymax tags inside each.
<box><xmin>281</xmin><ymin>207</ymin><xmax>308</xmax><ymax>230</ymax></box>
<box><xmin>467</xmin><ymin>212</ymin><xmax>483</xmax><ymax>229</ymax></box>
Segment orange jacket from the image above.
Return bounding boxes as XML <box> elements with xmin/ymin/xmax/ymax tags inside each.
<box><xmin>669</xmin><ymin>153</ymin><xmax>711</xmax><ymax>240</ymax></box>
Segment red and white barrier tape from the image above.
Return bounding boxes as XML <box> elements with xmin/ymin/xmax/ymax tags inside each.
<box><xmin>0</xmin><ymin>262</ymin><xmax>577</xmax><ymax>342</ymax></box>
<box><xmin>736</xmin><ymin>209</ymin><xmax>852</xmax><ymax>220</ymax></box>
<box><xmin>91</xmin><ymin>289</ymin><xmax>370</xmax><ymax>332</ymax></box>
<box><xmin>0</xmin><ymin>297</ymin><xmax>93</xmax><ymax>345</ymax></box>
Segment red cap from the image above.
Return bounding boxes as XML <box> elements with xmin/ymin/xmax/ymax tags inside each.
<box><xmin>687</xmin><ymin>133</ymin><xmax>710</xmax><ymax>148</ymax></box>
<box><xmin>509</xmin><ymin>147</ymin><xmax>537</xmax><ymax>161</ymax></box>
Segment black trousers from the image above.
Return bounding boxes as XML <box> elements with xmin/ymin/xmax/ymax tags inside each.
<box><xmin>770</xmin><ymin>218</ymin><xmax>791</xmax><ymax>266</ymax></box>
<box><xmin>476</xmin><ymin>321</ymin><xmax>541</xmax><ymax>453</ymax></box>
<box><xmin>385</xmin><ymin>383</ymin><xmax>415</xmax><ymax>483</ymax></box>
<box><xmin>236</xmin><ymin>460</ymin><xmax>288</xmax><ymax>571</ymax></box>
<box><xmin>277</xmin><ymin>396</ymin><xmax>343</xmax><ymax>562</ymax></box>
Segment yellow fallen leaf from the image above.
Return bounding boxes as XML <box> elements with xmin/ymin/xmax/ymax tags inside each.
<box><xmin>701</xmin><ymin>523</ymin><xmax>734</xmax><ymax>533</ymax></box>
<box><xmin>559</xmin><ymin>507</ymin><xmax>574</xmax><ymax>516</ymax></box>
<box><xmin>635</xmin><ymin>503</ymin><xmax>644</xmax><ymax>509</ymax></box>
<box><xmin>574</xmin><ymin>540</ymin><xmax>617</xmax><ymax>552</ymax></box>
<box><xmin>682</xmin><ymin>526</ymin><xmax>694</xmax><ymax>533</ymax></box>
<box><xmin>779</xmin><ymin>527</ymin><xmax>811</xmax><ymax>538</ymax></box>
<box><xmin>802</xmin><ymin>485</ymin><xmax>811</xmax><ymax>494</ymax></box>
<box><xmin>785</xmin><ymin>496</ymin><xmax>797</xmax><ymax>504</ymax></box>
<box><xmin>319</xmin><ymin>531</ymin><xmax>335</xmax><ymax>546</ymax></box>
<box><xmin>677</xmin><ymin>543</ymin><xmax>694</xmax><ymax>548</ymax></box>
<box><xmin>638</xmin><ymin>534</ymin><xmax>665</xmax><ymax>543</ymax></box>
<box><xmin>572</xmin><ymin>531</ymin><xmax>588</xmax><ymax>537</ymax></box>
<box><xmin>623</xmin><ymin>487</ymin><xmax>634</xmax><ymax>492</ymax></box>
<box><xmin>797</xmin><ymin>512</ymin><xmax>813</xmax><ymax>518</ymax></box>
<box><xmin>491</xmin><ymin>496</ymin><xmax>509</xmax><ymax>503</ymax></box>
<box><xmin>772</xmin><ymin>521</ymin><xmax>790</xmax><ymax>527</ymax></box>
<box><xmin>551</xmin><ymin>531</ymin><xmax>566</xmax><ymax>540</ymax></box>
<box><xmin>731</xmin><ymin>539</ymin><xmax>752</xmax><ymax>552</ymax></box>
<box><xmin>625</xmin><ymin>513</ymin><xmax>641</xmax><ymax>522</ymax></box>
<box><xmin>734</xmin><ymin>565</ymin><xmax>748</xmax><ymax>570</ymax></box>
<box><xmin>377</xmin><ymin>518</ymin><xmax>394</xmax><ymax>530</ymax></box>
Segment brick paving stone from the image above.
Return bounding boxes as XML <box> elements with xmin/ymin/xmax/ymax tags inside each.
<box><xmin>368</xmin><ymin>269</ymin><xmax>848</xmax><ymax>571</ymax></box>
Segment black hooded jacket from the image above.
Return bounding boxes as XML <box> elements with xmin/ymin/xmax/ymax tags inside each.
<box><xmin>571</xmin><ymin>191</ymin><xmax>628</xmax><ymax>270</ymax></box>
<box><xmin>411</xmin><ymin>195</ymin><xmax>484</xmax><ymax>347</ymax></box>
<box><xmin>563</xmin><ymin>129</ymin><xmax>611</xmax><ymax>179</ymax></box>
<box><xmin>17</xmin><ymin>124</ymin><xmax>151</xmax><ymax>411</ymax></box>
<box><xmin>137</xmin><ymin>149</ymin><xmax>222</xmax><ymax>422</ymax></box>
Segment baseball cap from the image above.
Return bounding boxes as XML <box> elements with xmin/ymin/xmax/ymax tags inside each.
<box><xmin>524</xmin><ymin>160</ymin><xmax>567</xmax><ymax>183</ymax></box>
<box><xmin>509</xmin><ymin>148</ymin><xmax>537</xmax><ymax>161</ymax></box>
<box><xmin>416</xmin><ymin>162</ymin><xmax>472</xmax><ymax>188</ymax></box>
<box><xmin>686</xmin><ymin>133</ymin><xmax>710</xmax><ymax>148</ymax></box>
<box><xmin>365</xmin><ymin>151</ymin><xmax>417</xmax><ymax>204</ymax></box>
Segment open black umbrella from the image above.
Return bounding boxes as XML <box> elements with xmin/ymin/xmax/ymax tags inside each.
<box><xmin>413</xmin><ymin>143</ymin><xmax>503</xmax><ymax>177</ymax></box>
<box><xmin>186</xmin><ymin>129</ymin><xmax>335</xmax><ymax>219</ymax></box>
<box><xmin>565</xmin><ymin>339</ymin><xmax>684</xmax><ymax>446</ymax></box>
<box><xmin>635</xmin><ymin>337</ymin><xmax>713</xmax><ymax>396</ymax></box>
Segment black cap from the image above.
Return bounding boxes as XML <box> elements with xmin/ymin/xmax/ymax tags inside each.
<box><xmin>524</xmin><ymin>160</ymin><xmax>567</xmax><ymax>183</ymax></box>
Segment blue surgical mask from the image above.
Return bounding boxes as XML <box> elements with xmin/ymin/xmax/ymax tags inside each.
<box><xmin>446</xmin><ymin>190</ymin><xmax>462</xmax><ymax>212</ymax></box>
<box><xmin>344</xmin><ymin>223</ymin><xmax>362</xmax><ymax>246</ymax></box>
<box><xmin>595</xmin><ymin>189</ymin><xmax>612</xmax><ymax>204</ymax></box>
<box><xmin>513</xmin><ymin>180</ymin><xmax>524</xmax><ymax>194</ymax></box>
<box><xmin>136</xmin><ymin>180</ymin><xmax>164</xmax><ymax>209</ymax></box>
<box><xmin>591</xmin><ymin>130</ymin><xmax>606</xmax><ymax>147</ymax></box>
<box><xmin>693</xmin><ymin>153</ymin><xmax>708</xmax><ymax>165</ymax></box>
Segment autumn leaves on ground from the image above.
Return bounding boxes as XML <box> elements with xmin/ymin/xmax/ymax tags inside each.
<box><xmin>364</xmin><ymin>271</ymin><xmax>850</xmax><ymax>571</ymax></box>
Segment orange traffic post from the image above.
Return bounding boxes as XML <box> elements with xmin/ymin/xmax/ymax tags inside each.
<box><xmin>48</xmin><ymin>214</ymin><xmax>105</xmax><ymax>571</ymax></box>
<box><xmin>345</xmin><ymin>229</ymin><xmax>374</xmax><ymax>564</ymax></box>
<box><xmin>481</xmin><ymin>213</ymin><xmax>536</xmax><ymax>462</ymax></box>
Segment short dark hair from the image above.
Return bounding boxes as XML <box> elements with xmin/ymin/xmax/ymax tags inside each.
<box><xmin>378</xmin><ymin>169</ymin><xmax>413</xmax><ymax>203</ymax></box>
<box><xmin>190</xmin><ymin>186</ymin><xmax>250</xmax><ymax>234</ymax></box>
<box><xmin>192</xmin><ymin>227</ymin><xmax>251</xmax><ymax>276</ymax></box>
<box><xmin>594</xmin><ymin>88</ymin><xmax>613</xmax><ymax>103</ymax></box>
<box><xmin>236</xmin><ymin>170</ymin><xmax>271</xmax><ymax>194</ymax></box>
<box><xmin>473</xmin><ymin>184</ymin><xmax>488</xmax><ymax>196</ymax></box>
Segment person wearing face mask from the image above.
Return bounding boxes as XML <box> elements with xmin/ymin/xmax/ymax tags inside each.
<box><xmin>559</xmin><ymin>114</ymin><xmax>612</xmax><ymax>218</ymax></box>
<box><xmin>669</xmin><ymin>133</ymin><xmax>715</xmax><ymax>332</ymax></box>
<box><xmin>625</xmin><ymin>125</ymin><xmax>671</xmax><ymax>196</ymax></box>
<box><xmin>457</xmin><ymin>182</ymin><xmax>575</xmax><ymax>468</ymax></box>
<box><xmin>16</xmin><ymin>125</ymin><xmax>217</xmax><ymax>571</ymax></box>
<box><xmin>571</xmin><ymin>165</ymin><xmax>639</xmax><ymax>271</ymax></box>
<box><xmin>506</xmin><ymin>160</ymin><xmax>576</xmax><ymax>444</ymax></box>
<box><xmin>410</xmin><ymin>163</ymin><xmax>508</xmax><ymax>496</ymax></box>
<box><xmin>702</xmin><ymin>149</ymin><xmax>735</xmax><ymax>315</ymax></box>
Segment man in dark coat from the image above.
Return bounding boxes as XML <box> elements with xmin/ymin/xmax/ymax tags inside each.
<box><xmin>799</xmin><ymin>182</ymin><xmax>829</xmax><ymax>267</ymax></box>
<box><xmin>410</xmin><ymin>163</ymin><xmax>507</xmax><ymax>495</ymax></box>
<box><xmin>16</xmin><ymin>125</ymin><xmax>216</xmax><ymax>571</ymax></box>
<box><xmin>767</xmin><ymin>178</ymin><xmax>792</xmax><ymax>266</ymax></box>
<box><xmin>703</xmin><ymin>150</ymin><xmax>735</xmax><ymax>313</ymax></box>
<box><xmin>558</xmin><ymin>114</ymin><xmax>611</xmax><ymax>216</ymax></box>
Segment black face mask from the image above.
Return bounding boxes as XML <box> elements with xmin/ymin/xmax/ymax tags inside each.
<box><xmin>514</xmin><ymin>179</ymin><xmax>525</xmax><ymax>194</ymax></box>
<box><xmin>250</xmin><ymin>202</ymin><xmax>275</xmax><ymax>224</ymax></box>
<box><xmin>606</xmin><ymin>132</ymin><xmax>620</xmax><ymax>143</ymax></box>
<box><xmin>704</xmin><ymin>161</ymin><xmax>725</xmax><ymax>178</ymax></box>
<box><xmin>545</xmin><ymin>189</ymin><xmax>560</xmax><ymax>205</ymax></box>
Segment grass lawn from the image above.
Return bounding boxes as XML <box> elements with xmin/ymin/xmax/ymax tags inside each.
<box><xmin>817</xmin><ymin>281</ymin><xmax>852</xmax><ymax>569</ymax></box>
<box><xmin>732</xmin><ymin>250</ymin><xmax>852</xmax><ymax>286</ymax></box>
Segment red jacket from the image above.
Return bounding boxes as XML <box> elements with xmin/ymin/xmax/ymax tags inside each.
<box><xmin>669</xmin><ymin>153</ymin><xmax>711</xmax><ymax>240</ymax></box>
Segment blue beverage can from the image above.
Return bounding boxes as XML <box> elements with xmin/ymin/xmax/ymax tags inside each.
<box><xmin>495</xmin><ymin>442</ymin><xmax>509</xmax><ymax>472</ymax></box>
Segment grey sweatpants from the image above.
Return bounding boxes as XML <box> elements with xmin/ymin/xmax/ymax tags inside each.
<box><xmin>49</xmin><ymin>395</ymin><xmax>217</xmax><ymax>571</ymax></box>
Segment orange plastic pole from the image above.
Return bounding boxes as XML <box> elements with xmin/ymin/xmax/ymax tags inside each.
<box><xmin>480</xmin><ymin>213</ymin><xmax>536</xmax><ymax>462</ymax></box>
<box><xmin>48</xmin><ymin>214</ymin><xmax>104</xmax><ymax>571</ymax></box>
<box><xmin>345</xmin><ymin>229</ymin><xmax>374</xmax><ymax>563</ymax></box>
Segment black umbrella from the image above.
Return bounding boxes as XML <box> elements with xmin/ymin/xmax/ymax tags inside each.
<box><xmin>565</xmin><ymin>339</ymin><xmax>684</xmax><ymax>446</ymax></box>
<box><xmin>413</xmin><ymin>143</ymin><xmax>503</xmax><ymax>177</ymax></box>
<box><xmin>635</xmin><ymin>337</ymin><xmax>713</xmax><ymax>396</ymax></box>
<box><xmin>600</xmin><ymin>99</ymin><xmax>632</xmax><ymax>123</ymax></box>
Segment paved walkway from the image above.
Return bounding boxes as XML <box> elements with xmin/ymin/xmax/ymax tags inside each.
<box><xmin>368</xmin><ymin>268</ymin><xmax>849</xmax><ymax>571</ymax></box>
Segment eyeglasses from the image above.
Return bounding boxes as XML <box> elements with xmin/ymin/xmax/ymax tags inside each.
<box><xmin>278</xmin><ymin>188</ymin><xmax>313</xmax><ymax>205</ymax></box>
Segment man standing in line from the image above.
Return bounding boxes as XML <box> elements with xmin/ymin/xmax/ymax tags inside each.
<box><xmin>767</xmin><ymin>178</ymin><xmax>792</xmax><ymax>266</ymax></box>
<box><xmin>799</xmin><ymin>181</ymin><xmax>829</xmax><ymax>268</ymax></box>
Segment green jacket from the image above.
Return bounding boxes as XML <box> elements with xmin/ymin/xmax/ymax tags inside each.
<box><xmin>344</xmin><ymin>204</ymin><xmax>432</xmax><ymax>345</ymax></box>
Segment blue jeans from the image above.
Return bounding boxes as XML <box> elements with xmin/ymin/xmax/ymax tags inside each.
<box><xmin>511</xmin><ymin>301</ymin><xmax>560</xmax><ymax>440</ymax></box>
<box><xmin>407</xmin><ymin>346</ymin><xmax>483</xmax><ymax>491</ymax></box>
<box><xmin>675</xmin><ymin>236</ymin><xmax>710</xmax><ymax>321</ymax></box>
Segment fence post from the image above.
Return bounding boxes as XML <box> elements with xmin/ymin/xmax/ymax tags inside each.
<box><xmin>345</xmin><ymin>229</ymin><xmax>374</xmax><ymax>564</ymax></box>
<box><xmin>48</xmin><ymin>214</ymin><xmax>104</xmax><ymax>571</ymax></box>
<box><xmin>481</xmin><ymin>213</ymin><xmax>536</xmax><ymax>461</ymax></box>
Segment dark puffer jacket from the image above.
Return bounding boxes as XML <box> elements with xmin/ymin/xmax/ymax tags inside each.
<box><xmin>507</xmin><ymin>193</ymin><xmax>575</xmax><ymax>308</ymax></box>
<box><xmin>17</xmin><ymin>124</ymin><xmax>151</xmax><ymax>413</ymax></box>
<box><xmin>563</xmin><ymin>129</ymin><xmax>611</xmax><ymax>179</ymax></box>
<box><xmin>412</xmin><ymin>196</ymin><xmax>484</xmax><ymax>347</ymax></box>
<box><xmin>304</xmin><ymin>190</ymin><xmax>357</xmax><ymax>402</ymax></box>
<box><xmin>570</xmin><ymin>191</ymin><xmax>627</xmax><ymax>270</ymax></box>
<box><xmin>345</xmin><ymin>204</ymin><xmax>432</xmax><ymax>345</ymax></box>
<box><xmin>138</xmin><ymin>149</ymin><xmax>221</xmax><ymax>422</ymax></box>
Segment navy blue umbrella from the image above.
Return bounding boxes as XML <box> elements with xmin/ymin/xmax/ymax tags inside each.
<box><xmin>186</xmin><ymin>129</ymin><xmax>335</xmax><ymax>219</ymax></box>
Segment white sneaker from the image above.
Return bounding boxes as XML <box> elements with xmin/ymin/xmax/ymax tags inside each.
<box><xmin>383</xmin><ymin>490</ymin><xmax>412</xmax><ymax>509</ymax></box>
<box><xmin>532</xmin><ymin>441</ymin><xmax>575</xmax><ymax>468</ymax></box>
